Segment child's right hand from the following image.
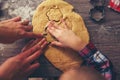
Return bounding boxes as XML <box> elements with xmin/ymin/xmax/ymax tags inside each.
<box><xmin>47</xmin><ymin>20</ymin><xmax>86</xmax><ymax>51</ymax></box>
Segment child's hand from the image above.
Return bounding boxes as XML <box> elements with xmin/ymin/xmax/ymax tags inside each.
<box><xmin>47</xmin><ymin>20</ymin><xmax>86</xmax><ymax>51</ymax></box>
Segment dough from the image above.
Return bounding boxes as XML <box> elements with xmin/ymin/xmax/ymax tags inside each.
<box><xmin>32</xmin><ymin>0</ymin><xmax>89</xmax><ymax>71</ymax></box>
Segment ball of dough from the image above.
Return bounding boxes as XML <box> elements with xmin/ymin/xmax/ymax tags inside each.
<box><xmin>32</xmin><ymin>0</ymin><xmax>89</xmax><ymax>72</ymax></box>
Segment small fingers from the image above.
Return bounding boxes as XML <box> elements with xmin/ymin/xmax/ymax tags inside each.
<box><xmin>47</xmin><ymin>26</ymin><xmax>57</xmax><ymax>37</ymax></box>
<box><xmin>60</xmin><ymin>19</ymin><xmax>68</xmax><ymax>29</ymax></box>
<box><xmin>47</xmin><ymin>21</ymin><xmax>60</xmax><ymax>30</ymax></box>
<box><xmin>47</xmin><ymin>21</ymin><xmax>55</xmax><ymax>28</ymax></box>
<box><xmin>51</xmin><ymin>41</ymin><xmax>64</xmax><ymax>47</ymax></box>
<box><xmin>47</xmin><ymin>20</ymin><xmax>62</xmax><ymax>30</ymax></box>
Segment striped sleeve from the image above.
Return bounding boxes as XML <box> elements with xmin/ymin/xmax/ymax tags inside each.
<box><xmin>79</xmin><ymin>42</ymin><xmax>114</xmax><ymax>80</ymax></box>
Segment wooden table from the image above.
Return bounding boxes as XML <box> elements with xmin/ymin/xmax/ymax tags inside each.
<box><xmin>0</xmin><ymin>0</ymin><xmax>120</xmax><ymax>79</ymax></box>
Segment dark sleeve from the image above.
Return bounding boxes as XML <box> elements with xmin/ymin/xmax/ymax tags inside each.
<box><xmin>78</xmin><ymin>42</ymin><xmax>114</xmax><ymax>80</ymax></box>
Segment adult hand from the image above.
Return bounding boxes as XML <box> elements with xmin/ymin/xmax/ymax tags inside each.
<box><xmin>0</xmin><ymin>38</ymin><xmax>47</xmax><ymax>80</ymax></box>
<box><xmin>0</xmin><ymin>16</ymin><xmax>42</xmax><ymax>43</ymax></box>
<box><xmin>47</xmin><ymin>20</ymin><xmax>86</xmax><ymax>51</ymax></box>
<box><xmin>22</xmin><ymin>38</ymin><xmax>47</xmax><ymax>52</ymax></box>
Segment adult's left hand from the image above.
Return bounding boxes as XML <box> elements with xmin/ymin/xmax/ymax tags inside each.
<box><xmin>0</xmin><ymin>16</ymin><xmax>42</xmax><ymax>43</ymax></box>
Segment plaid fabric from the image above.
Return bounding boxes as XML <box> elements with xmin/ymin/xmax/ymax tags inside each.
<box><xmin>79</xmin><ymin>42</ymin><xmax>114</xmax><ymax>80</ymax></box>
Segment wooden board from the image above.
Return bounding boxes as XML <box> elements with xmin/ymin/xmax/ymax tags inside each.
<box><xmin>0</xmin><ymin>0</ymin><xmax>120</xmax><ymax>79</ymax></box>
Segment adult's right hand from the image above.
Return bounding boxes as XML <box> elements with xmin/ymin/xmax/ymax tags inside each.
<box><xmin>0</xmin><ymin>38</ymin><xmax>47</xmax><ymax>80</ymax></box>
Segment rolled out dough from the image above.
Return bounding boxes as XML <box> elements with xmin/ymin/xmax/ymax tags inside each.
<box><xmin>32</xmin><ymin>0</ymin><xmax>89</xmax><ymax>71</ymax></box>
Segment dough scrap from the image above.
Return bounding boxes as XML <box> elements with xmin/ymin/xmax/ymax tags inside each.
<box><xmin>32</xmin><ymin>0</ymin><xmax>89</xmax><ymax>72</ymax></box>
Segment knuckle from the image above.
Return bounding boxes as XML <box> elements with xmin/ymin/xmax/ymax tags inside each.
<box><xmin>7</xmin><ymin>56</ymin><xmax>23</xmax><ymax>64</ymax></box>
<box><xmin>29</xmin><ymin>49</ymin><xmax>34</xmax><ymax>53</ymax></box>
<box><xmin>15</xmin><ymin>56</ymin><xmax>25</xmax><ymax>64</ymax></box>
<box><xmin>14</xmin><ymin>58</ymin><xmax>23</xmax><ymax>63</ymax></box>
<box><xmin>17</xmin><ymin>30</ymin><xmax>26</xmax><ymax>36</ymax></box>
<box><xmin>28</xmin><ymin>47</ymin><xmax>38</xmax><ymax>53</ymax></box>
<box><xmin>17</xmin><ymin>24</ymin><xmax>23</xmax><ymax>28</ymax></box>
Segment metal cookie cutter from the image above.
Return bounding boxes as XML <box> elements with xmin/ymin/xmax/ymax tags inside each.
<box><xmin>89</xmin><ymin>0</ymin><xmax>105</xmax><ymax>22</ymax></box>
<box><xmin>90</xmin><ymin>6</ymin><xmax>105</xmax><ymax>22</ymax></box>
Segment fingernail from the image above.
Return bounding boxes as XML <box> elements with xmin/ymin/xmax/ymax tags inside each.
<box><xmin>47</xmin><ymin>27</ymin><xmax>51</xmax><ymax>30</ymax></box>
<box><xmin>40</xmin><ymin>41</ymin><xmax>47</xmax><ymax>48</ymax></box>
<box><xmin>45</xmin><ymin>26</ymin><xmax>48</xmax><ymax>31</ymax></box>
<box><xmin>38</xmin><ymin>38</ymin><xmax>45</xmax><ymax>45</ymax></box>
<box><xmin>42</xmin><ymin>37</ymin><xmax>46</xmax><ymax>40</ymax></box>
<box><xmin>43</xmin><ymin>33</ymin><xmax>47</xmax><ymax>37</ymax></box>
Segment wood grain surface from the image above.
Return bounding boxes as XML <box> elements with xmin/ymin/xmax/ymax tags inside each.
<box><xmin>0</xmin><ymin>0</ymin><xmax>120</xmax><ymax>79</ymax></box>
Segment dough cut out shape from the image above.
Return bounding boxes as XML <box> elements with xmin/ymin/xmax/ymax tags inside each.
<box><xmin>32</xmin><ymin>0</ymin><xmax>90</xmax><ymax>72</ymax></box>
<box><xmin>46</xmin><ymin>6</ymin><xmax>63</xmax><ymax>22</ymax></box>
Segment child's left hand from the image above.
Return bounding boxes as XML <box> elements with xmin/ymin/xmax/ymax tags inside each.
<box><xmin>47</xmin><ymin>20</ymin><xmax>86</xmax><ymax>51</ymax></box>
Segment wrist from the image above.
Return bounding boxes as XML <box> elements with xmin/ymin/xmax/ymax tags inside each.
<box><xmin>74</xmin><ymin>39</ymin><xmax>88</xmax><ymax>52</ymax></box>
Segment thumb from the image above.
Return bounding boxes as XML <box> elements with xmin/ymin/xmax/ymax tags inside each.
<box><xmin>11</xmin><ymin>16</ymin><xmax>21</xmax><ymax>22</ymax></box>
<box><xmin>51</xmin><ymin>41</ymin><xmax>64</xmax><ymax>47</ymax></box>
<box><xmin>0</xmin><ymin>16</ymin><xmax>21</xmax><ymax>23</ymax></box>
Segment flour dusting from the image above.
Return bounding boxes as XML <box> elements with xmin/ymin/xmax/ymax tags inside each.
<box><xmin>9</xmin><ymin>5</ymin><xmax>35</xmax><ymax>20</ymax></box>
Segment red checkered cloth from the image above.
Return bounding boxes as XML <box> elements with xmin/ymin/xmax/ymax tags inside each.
<box><xmin>79</xmin><ymin>42</ymin><xmax>114</xmax><ymax>80</ymax></box>
<box><xmin>108</xmin><ymin>0</ymin><xmax>120</xmax><ymax>12</ymax></box>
